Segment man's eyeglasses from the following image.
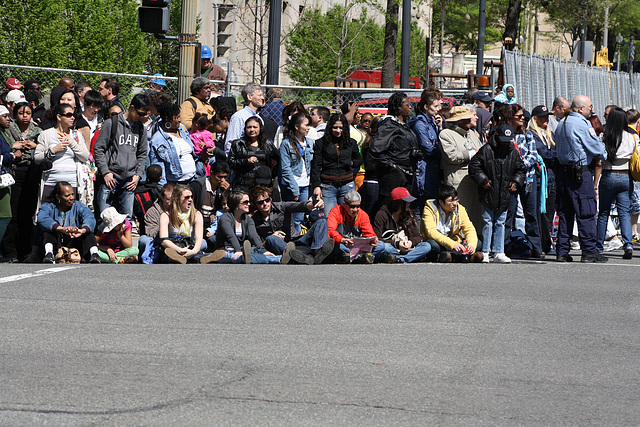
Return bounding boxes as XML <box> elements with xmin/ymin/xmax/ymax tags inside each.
<box><xmin>136</xmin><ymin>110</ymin><xmax>150</xmax><ymax>117</ymax></box>
<box><xmin>361</xmin><ymin>119</ymin><xmax>371</xmax><ymax>124</ymax></box>
<box><xmin>256</xmin><ymin>197</ymin><xmax>271</xmax><ymax>205</ymax></box>
<box><xmin>345</xmin><ymin>202</ymin><xmax>361</xmax><ymax>209</ymax></box>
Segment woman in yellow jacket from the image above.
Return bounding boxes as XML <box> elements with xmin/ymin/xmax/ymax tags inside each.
<box><xmin>420</xmin><ymin>185</ymin><xmax>482</xmax><ymax>262</ymax></box>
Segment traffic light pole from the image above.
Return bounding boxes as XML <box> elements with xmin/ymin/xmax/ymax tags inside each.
<box><xmin>266</xmin><ymin>0</ymin><xmax>282</xmax><ymax>85</ymax></box>
<box><xmin>178</xmin><ymin>0</ymin><xmax>198</xmax><ymax>103</ymax></box>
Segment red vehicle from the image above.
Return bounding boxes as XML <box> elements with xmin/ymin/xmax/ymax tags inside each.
<box><xmin>347</xmin><ymin>70</ymin><xmax>422</xmax><ymax>89</ymax></box>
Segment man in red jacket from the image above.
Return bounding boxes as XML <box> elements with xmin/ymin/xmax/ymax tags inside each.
<box><xmin>327</xmin><ymin>190</ymin><xmax>385</xmax><ymax>263</ymax></box>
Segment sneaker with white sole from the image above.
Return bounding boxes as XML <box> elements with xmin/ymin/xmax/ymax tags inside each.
<box><xmin>481</xmin><ymin>252</ymin><xmax>490</xmax><ymax>263</ymax></box>
<box><xmin>604</xmin><ymin>238</ymin><xmax>623</xmax><ymax>252</ymax></box>
<box><xmin>493</xmin><ymin>253</ymin><xmax>511</xmax><ymax>263</ymax></box>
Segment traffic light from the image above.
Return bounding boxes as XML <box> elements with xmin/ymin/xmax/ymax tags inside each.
<box><xmin>214</xmin><ymin>4</ymin><xmax>235</xmax><ymax>58</ymax></box>
<box><xmin>138</xmin><ymin>0</ymin><xmax>170</xmax><ymax>34</ymax></box>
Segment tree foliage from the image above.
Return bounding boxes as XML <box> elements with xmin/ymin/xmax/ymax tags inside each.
<box><xmin>285</xmin><ymin>4</ymin><xmax>384</xmax><ymax>86</ymax></box>
<box><xmin>0</xmin><ymin>0</ymin><xmax>186</xmax><ymax>75</ymax></box>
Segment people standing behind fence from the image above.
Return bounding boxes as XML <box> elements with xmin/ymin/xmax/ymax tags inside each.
<box><xmin>373</xmin><ymin>187</ymin><xmax>431</xmax><ymax>263</ymax></box>
<box><xmin>34</xmin><ymin>103</ymin><xmax>90</xmax><ymax>208</ymax></box>
<box><xmin>0</xmin><ymin>102</ymin><xmax>40</xmax><ymax>262</ymax></box>
<box><xmin>75</xmin><ymin>81</ymin><xmax>92</xmax><ymax>111</ymax></box>
<box><xmin>225</xmin><ymin>83</ymin><xmax>265</xmax><ymax>155</ymax></box>
<box><xmin>261</xmin><ymin>88</ymin><xmax>286</xmax><ymax>127</ymax></box>
<box><xmin>37</xmin><ymin>181</ymin><xmax>100</xmax><ymax>264</ymax></box>
<box><xmin>499</xmin><ymin>104</ymin><xmax>544</xmax><ymax>259</ymax></box>
<box><xmin>594</xmin><ymin>107</ymin><xmax>636</xmax><ymax>260</ymax></box>
<box><xmin>93</xmin><ymin>93</ymin><xmax>150</xmax><ymax>219</ymax></box>
<box><xmin>228</xmin><ymin>116</ymin><xmax>277</xmax><ymax>192</ymax></box>
<box><xmin>148</xmin><ymin>102</ymin><xmax>198</xmax><ymax>186</ymax></box>
<box><xmin>469</xmin><ymin>124</ymin><xmax>526</xmax><ymax>264</ymax></box>
<box><xmin>279</xmin><ymin>112</ymin><xmax>314</xmax><ymax>232</ymax></box>
<box><xmin>410</xmin><ymin>88</ymin><xmax>443</xmax><ymax>215</ymax></box>
<box><xmin>369</xmin><ymin>92</ymin><xmax>421</xmax><ymax>209</ymax></box>
<box><xmin>554</xmin><ymin>95</ymin><xmax>608</xmax><ymax>263</ymax></box>
<box><xmin>548</xmin><ymin>96</ymin><xmax>570</xmax><ymax>136</ymax></box>
<box><xmin>311</xmin><ymin>114</ymin><xmax>362</xmax><ymax>216</ymax></box>
<box><xmin>98</xmin><ymin>77</ymin><xmax>124</xmax><ymax>111</ymax></box>
<box><xmin>200</xmin><ymin>45</ymin><xmax>226</xmax><ymax>92</ymax></box>
<box><xmin>180</xmin><ymin>77</ymin><xmax>214</xmax><ymax>131</ymax></box>
<box><xmin>494</xmin><ymin>84</ymin><xmax>517</xmax><ymax>105</ymax></box>
<box><xmin>528</xmin><ymin>105</ymin><xmax>557</xmax><ymax>254</ymax></box>
<box><xmin>438</xmin><ymin>105</ymin><xmax>483</xmax><ymax>231</ymax></box>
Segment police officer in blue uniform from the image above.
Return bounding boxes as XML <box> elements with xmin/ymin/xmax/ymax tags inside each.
<box><xmin>554</xmin><ymin>95</ymin><xmax>608</xmax><ymax>262</ymax></box>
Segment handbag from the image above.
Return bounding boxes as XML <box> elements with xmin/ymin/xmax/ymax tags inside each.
<box><xmin>381</xmin><ymin>229</ymin><xmax>409</xmax><ymax>252</ymax></box>
<box><xmin>0</xmin><ymin>171</ymin><xmax>15</xmax><ymax>188</ymax></box>
<box><xmin>55</xmin><ymin>246</ymin><xmax>82</xmax><ymax>264</ymax></box>
<box><xmin>630</xmin><ymin>135</ymin><xmax>640</xmax><ymax>182</ymax></box>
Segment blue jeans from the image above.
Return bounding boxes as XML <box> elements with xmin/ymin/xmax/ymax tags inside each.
<box><xmin>263</xmin><ymin>218</ymin><xmax>329</xmax><ymax>254</ymax></box>
<box><xmin>506</xmin><ymin>179</ymin><xmax>542</xmax><ymax>253</ymax></box>
<box><xmin>96</xmin><ymin>176</ymin><xmax>136</xmax><ymax>218</ymax></box>
<box><xmin>321</xmin><ymin>181</ymin><xmax>355</xmax><ymax>216</ymax></box>
<box><xmin>280</xmin><ymin>185</ymin><xmax>309</xmax><ymax>234</ymax></box>
<box><xmin>218</xmin><ymin>247</ymin><xmax>281</xmax><ymax>264</ymax></box>
<box><xmin>481</xmin><ymin>205</ymin><xmax>508</xmax><ymax>253</ymax></box>
<box><xmin>597</xmin><ymin>170</ymin><xmax>634</xmax><ymax>251</ymax></box>
<box><xmin>381</xmin><ymin>241</ymin><xmax>431</xmax><ymax>263</ymax></box>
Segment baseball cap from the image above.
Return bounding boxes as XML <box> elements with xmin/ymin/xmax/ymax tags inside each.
<box><xmin>151</xmin><ymin>73</ymin><xmax>166</xmax><ymax>86</ymax></box>
<box><xmin>308</xmin><ymin>209</ymin><xmax>325</xmax><ymax>223</ymax></box>
<box><xmin>390</xmin><ymin>187</ymin><xmax>416</xmax><ymax>202</ymax></box>
<box><xmin>531</xmin><ymin>105</ymin><xmax>552</xmax><ymax>117</ymax></box>
<box><xmin>471</xmin><ymin>91</ymin><xmax>494</xmax><ymax>103</ymax></box>
<box><xmin>0</xmin><ymin>106</ymin><xmax>9</xmax><ymax>116</ymax></box>
<box><xmin>5</xmin><ymin>78</ymin><xmax>23</xmax><ymax>90</ymax></box>
<box><xmin>6</xmin><ymin>89</ymin><xmax>26</xmax><ymax>104</ymax></box>
<box><xmin>495</xmin><ymin>124</ymin><xmax>515</xmax><ymax>143</ymax></box>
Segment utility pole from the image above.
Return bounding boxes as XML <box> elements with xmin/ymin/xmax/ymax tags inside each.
<box><xmin>476</xmin><ymin>0</ymin><xmax>486</xmax><ymax>75</ymax></box>
<box><xmin>266</xmin><ymin>0</ymin><xmax>282</xmax><ymax>85</ymax></box>
<box><xmin>400</xmin><ymin>0</ymin><xmax>411</xmax><ymax>88</ymax></box>
<box><xmin>178</xmin><ymin>0</ymin><xmax>197</xmax><ymax>103</ymax></box>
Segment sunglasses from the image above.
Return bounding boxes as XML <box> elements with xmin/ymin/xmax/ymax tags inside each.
<box><xmin>514</xmin><ymin>114</ymin><xmax>525</xmax><ymax>119</ymax></box>
<box><xmin>241</xmin><ymin>200</ymin><xmax>251</xmax><ymax>205</ymax></box>
<box><xmin>59</xmin><ymin>112</ymin><xmax>75</xmax><ymax>118</ymax></box>
<box><xmin>182</xmin><ymin>195</ymin><xmax>193</xmax><ymax>200</ymax></box>
<box><xmin>136</xmin><ymin>110</ymin><xmax>150</xmax><ymax>117</ymax></box>
<box><xmin>361</xmin><ymin>119</ymin><xmax>372</xmax><ymax>123</ymax></box>
<box><xmin>110</xmin><ymin>111</ymin><xmax>121</xmax><ymax>117</ymax></box>
<box><xmin>345</xmin><ymin>202</ymin><xmax>361</xmax><ymax>209</ymax></box>
<box><xmin>256</xmin><ymin>197</ymin><xmax>271</xmax><ymax>205</ymax></box>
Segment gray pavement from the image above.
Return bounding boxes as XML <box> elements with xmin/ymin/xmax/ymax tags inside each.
<box><xmin>0</xmin><ymin>253</ymin><xmax>639</xmax><ymax>425</ymax></box>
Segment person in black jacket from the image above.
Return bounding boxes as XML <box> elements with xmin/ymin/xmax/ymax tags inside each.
<box><xmin>311</xmin><ymin>114</ymin><xmax>363</xmax><ymax>216</ymax></box>
<box><xmin>228</xmin><ymin>117</ymin><xmax>277</xmax><ymax>192</ymax></box>
<box><xmin>469</xmin><ymin>124</ymin><xmax>526</xmax><ymax>263</ymax></box>
<box><xmin>369</xmin><ymin>92</ymin><xmax>421</xmax><ymax>208</ymax></box>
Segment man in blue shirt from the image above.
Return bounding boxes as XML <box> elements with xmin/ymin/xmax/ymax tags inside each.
<box><xmin>554</xmin><ymin>95</ymin><xmax>607</xmax><ymax>262</ymax></box>
<box><xmin>224</xmin><ymin>82</ymin><xmax>265</xmax><ymax>155</ymax></box>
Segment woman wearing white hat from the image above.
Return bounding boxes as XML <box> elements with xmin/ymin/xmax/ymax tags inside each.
<box><xmin>96</xmin><ymin>207</ymin><xmax>139</xmax><ymax>263</ymax></box>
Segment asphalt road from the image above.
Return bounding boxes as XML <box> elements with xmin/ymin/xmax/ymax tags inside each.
<box><xmin>1</xmin><ymin>254</ymin><xmax>639</xmax><ymax>425</ymax></box>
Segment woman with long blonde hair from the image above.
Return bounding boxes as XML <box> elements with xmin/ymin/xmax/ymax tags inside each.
<box><xmin>528</xmin><ymin>105</ymin><xmax>556</xmax><ymax>254</ymax></box>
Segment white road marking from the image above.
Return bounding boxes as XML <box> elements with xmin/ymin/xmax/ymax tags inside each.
<box><xmin>0</xmin><ymin>266</ymin><xmax>79</xmax><ymax>284</ymax></box>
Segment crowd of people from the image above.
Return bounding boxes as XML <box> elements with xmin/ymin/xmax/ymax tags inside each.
<box><xmin>0</xmin><ymin>68</ymin><xmax>638</xmax><ymax>265</ymax></box>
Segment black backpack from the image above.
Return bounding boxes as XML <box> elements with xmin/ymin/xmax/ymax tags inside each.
<box><xmin>133</xmin><ymin>183</ymin><xmax>161</xmax><ymax>234</ymax></box>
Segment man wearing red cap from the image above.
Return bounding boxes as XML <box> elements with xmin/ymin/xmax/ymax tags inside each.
<box><xmin>5</xmin><ymin>78</ymin><xmax>23</xmax><ymax>91</ymax></box>
<box><xmin>373</xmin><ymin>187</ymin><xmax>433</xmax><ymax>263</ymax></box>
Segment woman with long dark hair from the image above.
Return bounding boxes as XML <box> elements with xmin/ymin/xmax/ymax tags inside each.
<box><xmin>498</xmin><ymin>103</ymin><xmax>544</xmax><ymax>258</ymax></box>
<box><xmin>228</xmin><ymin>116</ymin><xmax>277</xmax><ymax>191</ymax></box>
<box><xmin>279</xmin><ymin>111</ymin><xmax>313</xmax><ymax>232</ymax></box>
<box><xmin>41</xmin><ymin>89</ymin><xmax>91</xmax><ymax>149</ymax></box>
<box><xmin>311</xmin><ymin>113</ymin><xmax>363</xmax><ymax>216</ymax></box>
<box><xmin>595</xmin><ymin>107</ymin><xmax>636</xmax><ymax>259</ymax></box>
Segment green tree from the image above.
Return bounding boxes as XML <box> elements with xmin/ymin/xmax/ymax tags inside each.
<box><xmin>285</xmin><ymin>4</ymin><xmax>384</xmax><ymax>86</ymax></box>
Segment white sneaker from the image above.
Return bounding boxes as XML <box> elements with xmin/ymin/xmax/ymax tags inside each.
<box><xmin>604</xmin><ymin>238</ymin><xmax>623</xmax><ymax>252</ymax></box>
<box><xmin>493</xmin><ymin>253</ymin><xmax>511</xmax><ymax>263</ymax></box>
<box><xmin>482</xmin><ymin>252</ymin><xmax>490</xmax><ymax>263</ymax></box>
<box><xmin>570</xmin><ymin>241</ymin><xmax>581</xmax><ymax>251</ymax></box>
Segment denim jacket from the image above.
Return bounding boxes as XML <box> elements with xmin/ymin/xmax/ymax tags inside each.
<box><xmin>149</xmin><ymin>124</ymin><xmax>195</xmax><ymax>185</ymax></box>
<box><xmin>410</xmin><ymin>113</ymin><xmax>441</xmax><ymax>198</ymax></box>
<box><xmin>279</xmin><ymin>136</ymin><xmax>314</xmax><ymax>197</ymax></box>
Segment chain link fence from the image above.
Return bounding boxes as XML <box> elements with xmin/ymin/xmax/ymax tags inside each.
<box><xmin>503</xmin><ymin>50</ymin><xmax>639</xmax><ymax>118</ymax></box>
<box><xmin>1</xmin><ymin>63</ymin><xmax>471</xmax><ymax>115</ymax></box>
